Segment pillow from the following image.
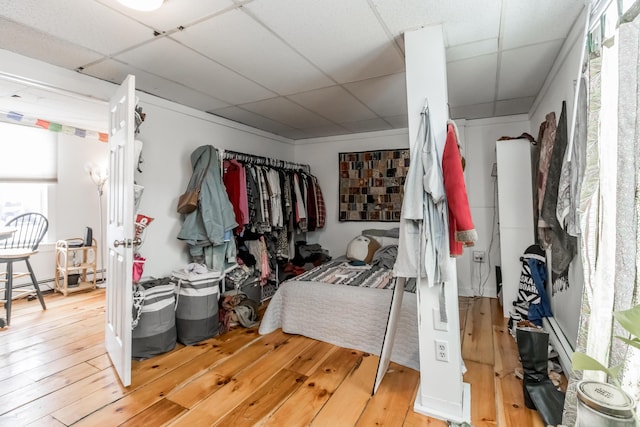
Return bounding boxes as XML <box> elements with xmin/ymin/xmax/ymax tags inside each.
<box><xmin>362</xmin><ymin>228</ymin><xmax>400</xmax><ymax>248</ymax></box>
<box><xmin>346</xmin><ymin>235</ymin><xmax>381</xmax><ymax>263</ymax></box>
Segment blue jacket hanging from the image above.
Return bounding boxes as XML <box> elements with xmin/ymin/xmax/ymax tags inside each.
<box><xmin>511</xmin><ymin>244</ymin><xmax>553</xmax><ymax>326</ymax></box>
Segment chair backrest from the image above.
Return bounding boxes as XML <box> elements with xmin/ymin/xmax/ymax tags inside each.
<box><xmin>2</xmin><ymin>213</ymin><xmax>49</xmax><ymax>251</ymax></box>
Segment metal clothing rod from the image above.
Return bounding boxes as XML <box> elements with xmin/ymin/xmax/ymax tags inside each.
<box><xmin>222</xmin><ymin>149</ymin><xmax>310</xmax><ymax>173</ymax></box>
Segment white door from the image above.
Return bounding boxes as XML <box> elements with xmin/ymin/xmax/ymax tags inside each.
<box><xmin>105</xmin><ymin>75</ymin><xmax>136</xmax><ymax>387</ymax></box>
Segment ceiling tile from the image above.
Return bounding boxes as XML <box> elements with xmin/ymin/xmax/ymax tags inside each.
<box><xmin>502</xmin><ymin>0</ymin><xmax>584</xmax><ymax>49</ymax></box>
<box><xmin>240</xmin><ymin>97</ymin><xmax>334</xmax><ymax>129</ymax></box>
<box><xmin>173</xmin><ymin>9</ymin><xmax>333</xmax><ymax>95</ymax></box>
<box><xmin>344</xmin><ymin>73</ymin><xmax>407</xmax><ymax>117</ymax></box>
<box><xmin>373</xmin><ymin>0</ymin><xmax>502</xmax><ymax>46</ymax></box>
<box><xmin>494</xmin><ymin>96</ymin><xmax>535</xmax><ymax>116</ymax></box>
<box><xmin>0</xmin><ymin>18</ymin><xmax>104</xmax><ymax>71</ymax></box>
<box><xmin>95</xmin><ymin>0</ymin><xmax>235</xmax><ymax>33</ymax></box>
<box><xmin>384</xmin><ymin>115</ymin><xmax>408</xmax><ymax>129</ymax></box>
<box><xmin>497</xmin><ymin>41</ymin><xmax>562</xmax><ymax>100</ymax></box>
<box><xmin>82</xmin><ymin>59</ymin><xmax>230</xmax><ymax>111</ymax></box>
<box><xmin>0</xmin><ymin>0</ymin><xmax>153</xmax><ymax>55</ymax></box>
<box><xmin>209</xmin><ymin>106</ymin><xmax>296</xmax><ymax>134</ymax></box>
<box><xmin>451</xmin><ymin>102</ymin><xmax>494</xmax><ymax>120</ymax></box>
<box><xmin>246</xmin><ymin>0</ymin><xmax>404</xmax><ymax>83</ymax></box>
<box><xmin>446</xmin><ymin>38</ymin><xmax>498</xmax><ymax>62</ymax></box>
<box><xmin>298</xmin><ymin>124</ymin><xmax>351</xmax><ymax>139</ymax></box>
<box><xmin>114</xmin><ymin>38</ymin><xmax>276</xmax><ymax>104</ymax></box>
<box><xmin>277</xmin><ymin>128</ymin><xmax>310</xmax><ymax>140</ymax></box>
<box><xmin>340</xmin><ymin>118</ymin><xmax>392</xmax><ymax>133</ymax></box>
<box><xmin>447</xmin><ymin>54</ymin><xmax>498</xmax><ymax>107</ymax></box>
<box><xmin>288</xmin><ymin>85</ymin><xmax>376</xmax><ymax>123</ymax></box>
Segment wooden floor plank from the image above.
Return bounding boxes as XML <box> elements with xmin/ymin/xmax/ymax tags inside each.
<box><xmin>167</xmin><ymin>335</ymin><xmax>316</xmax><ymax>426</ymax></box>
<box><xmin>355</xmin><ymin>363</ymin><xmax>419</xmax><ymax>427</ymax></box>
<box><xmin>264</xmin><ymin>347</ymin><xmax>364</xmax><ymax>427</ymax></box>
<box><xmin>165</xmin><ymin>330</ymin><xmax>290</xmax><ymax>409</ymax></box>
<box><xmin>310</xmin><ymin>353</ymin><xmax>379</xmax><ymax>427</ymax></box>
<box><xmin>490</xmin><ymin>297</ymin><xmax>505</xmax><ymax>327</ymax></box>
<box><xmin>0</xmin><ymin>362</ymin><xmax>100</xmax><ymax>416</ymax></box>
<box><xmin>216</xmin><ymin>368</ymin><xmax>306</xmax><ymax>427</ymax></box>
<box><xmin>119</xmin><ymin>399</ymin><xmax>188</xmax><ymax>427</ymax></box>
<box><xmin>0</xmin><ymin>291</ymin><xmax>551</xmax><ymax>427</ymax></box>
<box><xmin>462</xmin><ymin>297</ymin><xmax>495</xmax><ymax>365</ymax></box>
<box><xmin>463</xmin><ymin>360</ymin><xmax>497</xmax><ymax>427</ymax></box>
<box><xmin>1</xmin><ymin>369</ymin><xmax>124</xmax><ymax>425</ymax></box>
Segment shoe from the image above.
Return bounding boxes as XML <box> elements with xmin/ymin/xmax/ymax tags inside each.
<box><xmin>516</xmin><ymin>327</ymin><xmax>565</xmax><ymax>426</ymax></box>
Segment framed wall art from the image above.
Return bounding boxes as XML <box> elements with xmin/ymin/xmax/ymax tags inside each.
<box><xmin>338</xmin><ymin>148</ymin><xmax>409</xmax><ymax>222</ymax></box>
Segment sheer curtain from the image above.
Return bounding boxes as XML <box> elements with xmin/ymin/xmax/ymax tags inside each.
<box><xmin>563</xmin><ymin>1</ymin><xmax>640</xmax><ymax>424</ymax></box>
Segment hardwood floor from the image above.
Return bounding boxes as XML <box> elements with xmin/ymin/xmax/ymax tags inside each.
<box><xmin>0</xmin><ymin>289</ymin><xmax>547</xmax><ymax>426</ymax></box>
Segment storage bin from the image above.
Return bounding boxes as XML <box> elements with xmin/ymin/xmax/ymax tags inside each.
<box><xmin>235</xmin><ymin>277</ymin><xmax>261</xmax><ymax>303</ymax></box>
<box><xmin>172</xmin><ymin>273</ymin><xmax>221</xmax><ymax>345</ymax></box>
<box><xmin>132</xmin><ymin>277</ymin><xmax>177</xmax><ymax>359</ymax></box>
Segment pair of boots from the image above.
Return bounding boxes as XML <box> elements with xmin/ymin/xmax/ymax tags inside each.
<box><xmin>516</xmin><ymin>327</ymin><xmax>565</xmax><ymax>426</ymax></box>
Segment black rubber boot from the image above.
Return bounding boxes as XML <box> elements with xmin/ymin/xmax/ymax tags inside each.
<box><xmin>516</xmin><ymin>327</ymin><xmax>565</xmax><ymax>426</ymax></box>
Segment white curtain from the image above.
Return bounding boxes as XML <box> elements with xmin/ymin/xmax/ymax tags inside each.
<box><xmin>563</xmin><ymin>1</ymin><xmax>640</xmax><ymax>424</ymax></box>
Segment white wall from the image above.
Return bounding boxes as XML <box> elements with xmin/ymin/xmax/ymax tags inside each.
<box><xmin>293</xmin><ymin>129</ymin><xmax>409</xmax><ymax>257</ymax></box>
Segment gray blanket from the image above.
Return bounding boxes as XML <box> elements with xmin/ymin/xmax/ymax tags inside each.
<box><xmin>258</xmin><ymin>280</ymin><xmax>420</xmax><ymax>371</ymax></box>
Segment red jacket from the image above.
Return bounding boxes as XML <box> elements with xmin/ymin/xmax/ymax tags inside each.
<box><xmin>443</xmin><ymin>122</ymin><xmax>477</xmax><ymax>256</ymax></box>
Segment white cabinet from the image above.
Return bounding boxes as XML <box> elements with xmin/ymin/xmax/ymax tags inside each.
<box><xmin>496</xmin><ymin>138</ymin><xmax>536</xmax><ymax>318</ymax></box>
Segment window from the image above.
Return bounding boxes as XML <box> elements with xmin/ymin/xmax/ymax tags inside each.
<box><xmin>0</xmin><ymin>183</ymin><xmax>49</xmax><ymax>224</ymax></box>
<box><xmin>0</xmin><ymin>121</ymin><xmax>56</xmax><ymax>225</ymax></box>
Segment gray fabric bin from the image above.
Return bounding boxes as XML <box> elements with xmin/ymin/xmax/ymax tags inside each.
<box><xmin>132</xmin><ymin>278</ymin><xmax>177</xmax><ymax>360</ymax></box>
<box><xmin>173</xmin><ymin>276</ymin><xmax>221</xmax><ymax>345</ymax></box>
<box><xmin>238</xmin><ymin>277</ymin><xmax>261</xmax><ymax>302</ymax></box>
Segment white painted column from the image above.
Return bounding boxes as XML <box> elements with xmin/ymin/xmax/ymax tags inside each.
<box><xmin>404</xmin><ymin>26</ymin><xmax>470</xmax><ymax>423</ymax></box>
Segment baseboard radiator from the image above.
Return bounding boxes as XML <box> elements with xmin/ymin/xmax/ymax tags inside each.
<box><xmin>543</xmin><ymin>316</ymin><xmax>574</xmax><ymax>377</ymax></box>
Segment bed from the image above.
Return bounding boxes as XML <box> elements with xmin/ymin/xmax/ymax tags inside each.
<box><xmin>258</xmin><ymin>233</ymin><xmax>420</xmax><ymax>371</ymax></box>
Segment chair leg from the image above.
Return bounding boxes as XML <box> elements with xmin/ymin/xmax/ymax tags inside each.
<box><xmin>25</xmin><ymin>259</ymin><xmax>46</xmax><ymax>310</ymax></box>
<box><xmin>5</xmin><ymin>261</ymin><xmax>13</xmax><ymax>326</ymax></box>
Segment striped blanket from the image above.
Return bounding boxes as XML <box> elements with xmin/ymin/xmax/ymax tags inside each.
<box><xmin>290</xmin><ymin>259</ymin><xmax>416</xmax><ymax>293</ymax></box>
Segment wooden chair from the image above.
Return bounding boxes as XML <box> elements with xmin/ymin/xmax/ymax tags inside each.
<box><xmin>0</xmin><ymin>213</ymin><xmax>48</xmax><ymax>327</ymax></box>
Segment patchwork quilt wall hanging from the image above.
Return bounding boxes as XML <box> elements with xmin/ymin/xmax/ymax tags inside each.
<box><xmin>338</xmin><ymin>149</ymin><xmax>409</xmax><ymax>222</ymax></box>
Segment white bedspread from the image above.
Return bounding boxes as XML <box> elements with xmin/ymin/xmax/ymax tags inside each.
<box><xmin>258</xmin><ymin>280</ymin><xmax>420</xmax><ymax>371</ymax></box>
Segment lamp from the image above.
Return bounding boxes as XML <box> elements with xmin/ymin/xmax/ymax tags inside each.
<box><xmin>116</xmin><ymin>0</ymin><xmax>164</xmax><ymax>11</ymax></box>
<box><xmin>85</xmin><ymin>162</ymin><xmax>108</xmax><ymax>285</ymax></box>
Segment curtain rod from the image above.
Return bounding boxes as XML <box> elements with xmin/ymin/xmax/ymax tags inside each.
<box><xmin>221</xmin><ymin>149</ymin><xmax>310</xmax><ymax>173</ymax></box>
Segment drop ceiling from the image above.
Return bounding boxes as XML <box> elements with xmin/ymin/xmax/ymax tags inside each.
<box><xmin>0</xmin><ymin>0</ymin><xmax>585</xmax><ymax>140</ymax></box>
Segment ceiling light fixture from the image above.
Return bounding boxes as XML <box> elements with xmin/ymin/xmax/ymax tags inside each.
<box><xmin>116</xmin><ymin>0</ymin><xmax>164</xmax><ymax>12</ymax></box>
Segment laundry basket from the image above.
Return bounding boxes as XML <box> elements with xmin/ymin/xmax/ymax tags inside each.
<box><xmin>172</xmin><ymin>269</ymin><xmax>221</xmax><ymax>345</ymax></box>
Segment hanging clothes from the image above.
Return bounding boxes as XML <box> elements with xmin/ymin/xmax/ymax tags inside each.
<box><xmin>394</xmin><ymin>105</ymin><xmax>451</xmax><ymax>284</ymax></box>
<box><xmin>442</xmin><ymin>121</ymin><xmax>477</xmax><ymax>256</ymax></box>
<box><xmin>540</xmin><ymin>102</ymin><xmax>577</xmax><ymax>290</ymax></box>
<box><xmin>556</xmin><ymin>76</ymin><xmax>588</xmax><ymax>237</ymax></box>
<box><xmin>536</xmin><ymin>112</ymin><xmax>557</xmax><ymax>247</ymax></box>
<box><xmin>222</xmin><ymin>159</ymin><xmax>249</xmax><ymax>227</ymax></box>
<box><xmin>177</xmin><ymin>145</ymin><xmax>237</xmax><ymax>272</ymax></box>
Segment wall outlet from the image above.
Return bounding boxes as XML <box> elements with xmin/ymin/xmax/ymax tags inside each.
<box><xmin>435</xmin><ymin>339</ymin><xmax>449</xmax><ymax>362</ymax></box>
<box><xmin>472</xmin><ymin>250</ymin><xmax>486</xmax><ymax>263</ymax></box>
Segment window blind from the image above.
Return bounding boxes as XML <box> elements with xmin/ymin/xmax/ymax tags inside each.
<box><xmin>0</xmin><ymin>122</ymin><xmax>57</xmax><ymax>182</ymax></box>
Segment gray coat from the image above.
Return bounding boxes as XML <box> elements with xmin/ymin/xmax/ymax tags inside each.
<box><xmin>177</xmin><ymin>146</ymin><xmax>238</xmax><ymax>252</ymax></box>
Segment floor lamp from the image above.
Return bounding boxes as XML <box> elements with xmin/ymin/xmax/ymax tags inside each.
<box><xmin>86</xmin><ymin>163</ymin><xmax>107</xmax><ymax>285</ymax></box>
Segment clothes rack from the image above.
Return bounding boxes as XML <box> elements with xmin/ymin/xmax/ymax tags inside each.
<box><xmin>221</xmin><ymin>149</ymin><xmax>310</xmax><ymax>173</ymax></box>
